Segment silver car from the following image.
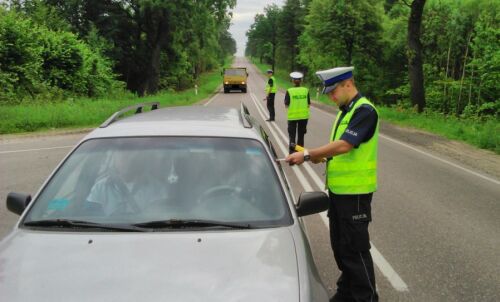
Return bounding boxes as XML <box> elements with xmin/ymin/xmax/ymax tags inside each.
<box><xmin>1</xmin><ymin>102</ymin><xmax>329</xmax><ymax>301</ymax></box>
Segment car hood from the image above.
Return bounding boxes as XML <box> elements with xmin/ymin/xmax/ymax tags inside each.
<box><xmin>0</xmin><ymin>227</ymin><xmax>299</xmax><ymax>302</ymax></box>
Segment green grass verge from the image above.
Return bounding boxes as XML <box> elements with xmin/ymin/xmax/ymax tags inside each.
<box><xmin>249</xmin><ymin>57</ymin><xmax>500</xmax><ymax>154</ymax></box>
<box><xmin>0</xmin><ymin>58</ymin><xmax>232</xmax><ymax>134</ymax></box>
<box><xmin>378</xmin><ymin>107</ymin><xmax>499</xmax><ymax>154</ymax></box>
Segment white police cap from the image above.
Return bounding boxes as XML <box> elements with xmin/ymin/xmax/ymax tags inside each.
<box><xmin>266</xmin><ymin>69</ymin><xmax>274</xmax><ymax>74</ymax></box>
<box><xmin>289</xmin><ymin>71</ymin><xmax>303</xmax><ymax>80</ymax></box>
<box><xmin>315</xmin><ymin>66</ymin><xmax>354</xmax><ymax>94</ymax></box>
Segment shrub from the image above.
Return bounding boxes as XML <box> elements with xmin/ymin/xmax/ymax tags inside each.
<box><xmin>0</xmin><ymin>8</ymin><xmax>125</xmax><ymax>104</ymax></box>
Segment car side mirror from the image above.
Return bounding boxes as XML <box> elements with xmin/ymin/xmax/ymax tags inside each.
<box><xmin>7</xmin><ymin>192</ymin><xmax>32</xmax><ymax>215</ymax></box>
<box><xmin>295</xmin><ymin>192</ymin><xmax>329</xmax><ymax>217</ymax></box>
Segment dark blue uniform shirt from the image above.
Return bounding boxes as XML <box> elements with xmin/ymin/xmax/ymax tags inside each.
<box><xmin>333</xmin><ymin>93</ymin><xmax>378</xmax><ymax>148</ymax></box>
<box><xmin>268</xmin><ymin>77</ymin><xmax>274</xmax><ymax>87</ymax></box>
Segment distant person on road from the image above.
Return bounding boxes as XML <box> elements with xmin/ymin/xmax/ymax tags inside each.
<box><xmin>263</xmin><ymin>69</ymin><xmax>277</xmax><ymax>121</ymax></box>
<box><xmin>286</xmin><ymin>66</ymin><xmax>379</xmax><ymax>302</ymax></box>
<box><xmin>284</xmin><ymin>71</ymin><xmax>310</xmax><ymax>154</ymax></box>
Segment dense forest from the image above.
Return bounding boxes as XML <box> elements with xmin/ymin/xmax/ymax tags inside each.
<box><xmin>0</xmin><ymin>0</ymin><xmax>236</xmax><ymax>104</ymax></box>
<box><xmin>2</xmin><ymin>0</ymin><xmax>497</xmax><ymax>119</ymax></box>
<box><xmin>245</xmin><ymin>0</ymin><xmax>499</xmax><ymax>119</ymax></box>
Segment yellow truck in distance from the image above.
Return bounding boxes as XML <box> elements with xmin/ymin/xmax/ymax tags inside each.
<box><xmin>222</xmin><ymin>67</ymin><xmax>248</xmax><ymax>93</ymax></box>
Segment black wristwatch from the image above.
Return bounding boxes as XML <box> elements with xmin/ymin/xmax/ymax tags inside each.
<box><xmin>303</xmin><ymin>149</ymin><xmax>311</xmax><ymax>162</ymax></box>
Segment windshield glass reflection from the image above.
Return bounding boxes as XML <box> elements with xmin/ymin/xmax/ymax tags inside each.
<box><xmin>24</xmin><ymin>137</ymin><xmax>291</xmax><ymax>228</ymax></box>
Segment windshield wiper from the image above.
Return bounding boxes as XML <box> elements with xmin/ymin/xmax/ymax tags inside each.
<box><xmin>133</xmin><ymin>219</ymin><xmax>253</xmax><ymax>229</ymax></box>
<box><xmin>23</xmin><ymin>219</ymin><xmax>149</xmax><ymax>232</ymax></box>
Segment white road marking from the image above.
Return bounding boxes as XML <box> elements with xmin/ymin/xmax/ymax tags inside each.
<box><xmin>310</xmin><ymin>104</ymin><xmax>499</xmax><ymax>185</ymax></box>
<box><xmin>203</xmin><ymin>86</ymin><xmax>222</xmax><ymax>106</ymax></box>
<box><xmin>248</xmin><ymin>93</ymin><xmax>314</xmax><ymax>190</ymax></box>
<box><xmin>250</xmin><ymin>92</ymin><xmax>409</xmax><ymax>292</ymax></box>
<box><xmin>370</xmin><ymin>245</ymin><xmax>410</xmax><ymax>292</ymax></box>
<box><xmin>0</xmin><ymin>145</ymin><xmax>73</xmax><ymax>154</ymax></box>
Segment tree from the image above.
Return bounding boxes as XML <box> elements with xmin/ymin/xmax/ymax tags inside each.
<box><xmin>245</xmin><ymin>4</ymin><xmax>281</xmax><ymax>70</ymax></box>
<box><xmin>277</xmin><ymin>0</ymin><xmax>306</xmax><ymax>71</ymax></box>
<box><xmin>0</xmin><ymin>7</ymin><xmax>121</xmax><ymax>103</ymax></box>
<box><xmin>264</xmin><ymin>4</ymin><xmax>281</xmax><ymax>71</ymax></box>
<box><xmin>21</xmin><ymin>0</ymin><xmax>236</xmax><ymax>95</ymax></box>
<box><xmin>468</xmin><ymin>2</ymin><xmax>499</xmax><ymax>116</ymax></box>
<box><xmin>407</xmin><ymin>0</ymin><xmax>426</xmax><ymax>112</ymax></box>
<box><xmin>246</xmin><ymin>14</ymin><xmax>271</xmax><ymax>63</ymax></box>
<box><xmin>298</xmin><ymin>0</ymin><xmax>384</xmax><ymax>92</ymax></box>
<box><xmin>379</xmin><ymin>3</ymin><xmax>409</xmax><ymax>105</ymax></box>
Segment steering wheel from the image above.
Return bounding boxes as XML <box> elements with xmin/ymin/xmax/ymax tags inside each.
<box><xmin>195</xmin><ymin>185</ymin><xmax>266</xmax><ymax>221</ymax></box>
<box><xmin>196</xmin><ymin>185</ymin><xmax>244</xmax><ymax>206</ymax></box>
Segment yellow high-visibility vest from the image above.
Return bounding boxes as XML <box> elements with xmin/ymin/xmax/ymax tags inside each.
<box><xmin>287</xmin><ymin>87</ymin><xmax>310</xmax><ymax>120</ymax></box>
<box><xmin>265</xmin><ymin>76</ymin><xmax>277</xmax><ymax>93</ymax></box>
<box><xmin>327</xmin><ymin>97</ymin><xmax>379</xmax><ymax>194</ymax></box>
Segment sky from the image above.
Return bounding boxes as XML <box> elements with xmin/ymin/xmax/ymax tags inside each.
<box><xmin>229</xmin><ymin>0</ymin><xmax>285</xmax><ymax>57</ymax></box>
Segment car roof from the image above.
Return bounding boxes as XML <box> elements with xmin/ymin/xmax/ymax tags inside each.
<box><xmin>85</xmin><ymin>105</ymin><xmax>262</xmax><ymax>140</ymax></box>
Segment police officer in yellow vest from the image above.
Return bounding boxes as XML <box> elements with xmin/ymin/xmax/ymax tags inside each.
<box><xmin>286</xmin><ymin>66</ymin><xmax>379</xmax><ymax>302</ymax></box>
<box><xmin>285</xmin><ymin>71</ymin><xmax>310</xmax><ymax>154</ymax></box>
<box><xmin>263</xmin><ymin>69</ymin><xmax>277</xmax><ymax>121</ymax></box>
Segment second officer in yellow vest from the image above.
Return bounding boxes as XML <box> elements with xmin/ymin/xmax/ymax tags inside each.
<box><xmin>286</xmin><ymin>66</ymin><xmax>379</xmax><ymax>302</ymax></box>
<box><xmin>263</xmin><ymin>69</ymin><xmax>277</xmax><ymax>121</ymax></box>
<box><xmin>285</xmin><ymin>72</ymin><xmax>310</xmax><ymax>154</ymax></box>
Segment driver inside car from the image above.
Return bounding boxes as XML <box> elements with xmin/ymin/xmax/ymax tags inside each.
<box><xmin>85</xmin><ymin>150</ymin><xmax>168</xmax><ymax>216</ymax></box>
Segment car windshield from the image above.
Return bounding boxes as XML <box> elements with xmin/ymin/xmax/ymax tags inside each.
<box><xmin>23</xmin><ymin>137</ymin><xmax>292</xmax><ymax>229</ymax></box>
<box><xmin>224</xmin><ymin>69</ymin><xmax>246</xmax><ymax>76</ymax></box>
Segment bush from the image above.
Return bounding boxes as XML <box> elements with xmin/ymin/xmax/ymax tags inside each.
<box><xmin>0</xmin><ymin>9</ymin><xmax>44</xmax><ymax>103</ymax></box>
<box><xmin>477</xmin><ymin>102</ymin><xmax>499</xmax><ymax>118</ymax></box>
<box><xmin>0</xmin><ymin>8</ymin><xmax>125</xmax><ymax>104</ymax></box>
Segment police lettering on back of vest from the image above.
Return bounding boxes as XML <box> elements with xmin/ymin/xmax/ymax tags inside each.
<box><xmin>287</xmin><ymin>86</ymin><xmax>309</xmax><ymax>120</ymax></box>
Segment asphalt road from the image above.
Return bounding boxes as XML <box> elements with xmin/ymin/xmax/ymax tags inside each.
<box><xmin>1</xmin><ymin>57</ymin><xmax>499</xmax><ymax>301</ymax></box>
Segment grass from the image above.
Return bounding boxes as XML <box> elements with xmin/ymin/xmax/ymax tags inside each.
<box><xmin>0</xmin><ymin>61</ymin><xmax>229</xmax><ymax>134</ymax></box>
<box><xmin>249</xmin><ymin>57</ymin><xmax>499</xmax><ymax>154</ymax></box>
<box><xmin>378</xmin><ymin>107</ymin><xmax>500</xmax><ymax>154</ymax></box>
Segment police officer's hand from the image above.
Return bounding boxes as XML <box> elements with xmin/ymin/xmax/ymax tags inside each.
<box><xmin>285</xmin><ymin>151</ymin><xmax>304</xmax><ymax>166</ymax></box>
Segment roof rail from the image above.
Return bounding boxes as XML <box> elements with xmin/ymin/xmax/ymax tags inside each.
<box><xmin>100</xmin><ymin>102</ymin><xmax>160</xmax><ymax>128</ymax></box>
<box><xmin>240</xmin><ymin>102</ymin><xmax>252</xmax><ymax>128</ymax></box>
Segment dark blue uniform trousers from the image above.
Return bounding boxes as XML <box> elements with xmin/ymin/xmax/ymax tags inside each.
<box><xmin>266</xmin><ymin>93</ymin><xmax>275</xmax><ymax>120</ymax></box>
<box><xmin>288</xmin><ymin>119</ymin><xmax>308</xmax><ymax>153</ymax></box>
<box><xmin>328</xmin><ymin>192</ymin><xmax>379</xmax><ymax>302</ymax></box>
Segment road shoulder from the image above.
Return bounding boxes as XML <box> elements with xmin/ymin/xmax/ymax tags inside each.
<box><xmin>0</xmin><ymin>128</ymin><xmax>93</xmax><ymax>142</ymax></box>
